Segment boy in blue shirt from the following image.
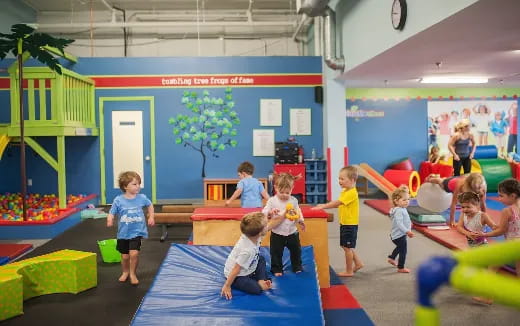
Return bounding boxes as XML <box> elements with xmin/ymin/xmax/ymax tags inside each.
<box><xmin>226</xmin><ymin>161</ymin><xmax>269</xmax><ymax>207</ymax></box>
<box><xmin>107</xmin><ymin>171</ymin><xmax>155</xmax><ymax>285</ymax></box>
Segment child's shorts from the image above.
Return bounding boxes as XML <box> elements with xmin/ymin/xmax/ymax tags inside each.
<box><xmin>116</xmin><ymin>236</ymin><xmax>142</xmax><ymax>254</ymax></box>
<box><xmin>340</xmin><ymin>225</ymin><xmax>358</xmax><ymax>248</ymax></box>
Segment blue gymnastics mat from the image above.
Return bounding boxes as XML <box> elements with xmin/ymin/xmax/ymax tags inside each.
<box><xmin>131</xmin><ymin>244</ymin><xmax>324</xmax><ymax>326</ymax></box>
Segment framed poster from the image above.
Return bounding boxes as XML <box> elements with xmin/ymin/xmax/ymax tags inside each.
<box><xmin>260</xmin><ymin>99</ymin><xmax>282</xmax><ymax>126</ymax></box>
<box><xmin>290</xmin><ymin>108</ymin><xmax>311</xmax><ymax>135</ymax></box>
<box><xmin>253</xmin><ymin>129</ymin><xmax>275</xmax><ymax>156</ymax></box>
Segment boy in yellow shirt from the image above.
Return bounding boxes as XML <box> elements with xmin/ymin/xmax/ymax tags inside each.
<box><xmin>313</xmin><ymin>166</ymin><xmax>364</xmax><ymax>276</ymax></box>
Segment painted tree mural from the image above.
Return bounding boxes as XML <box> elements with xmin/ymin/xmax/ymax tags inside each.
<box><xmin>169</xmin><ymin>88</ymin><xmax>239</xmax><ymax>177</ymax></box>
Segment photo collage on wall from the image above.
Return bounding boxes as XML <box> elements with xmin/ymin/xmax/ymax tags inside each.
<box><xmin>427</xmin><ymin>100</ymin><xmax>518</xmax><ymax>159</ymax></box>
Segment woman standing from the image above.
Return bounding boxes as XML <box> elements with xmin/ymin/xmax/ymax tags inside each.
<box><xmin>448</xmin><ymin>119</ymin><xmax>476</xmax><ymax>176</ymax></box>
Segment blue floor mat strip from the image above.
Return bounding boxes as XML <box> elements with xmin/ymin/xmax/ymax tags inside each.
<box><xmin>132</xmin><ymin>244</ymin><xmax>324</xmax><ymax>326</ymax></box>
<box><xmin>324</xmin><ymin>308</ymin><xmax>374</xmax><ymax>326</ymax></box>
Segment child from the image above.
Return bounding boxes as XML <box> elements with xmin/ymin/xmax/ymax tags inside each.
<box><xmin>388</xmin><ymin>186</ymin><xmax>414</xmax><ymax>273</ymax></box>
<box><xmin>107</xmin><ymin>171</ymin><xmax>155</xmax><ymax>285</ymax></box>
<box><xmin>448</xmin><ymin>119</ymin><xmax>476</xmax><ymax>176</ymax></box>
<box><xmin>482</xmin><ymin>178</ymin><xmax>520</xmax><ymax>276</ymax></box>
<box><xmin>473</xmin><ymin>104</ymin><xmax>491</xmax><ymax>145</ymax></box>
<box><xmin>313</xmin><ymin>166</ymin><xmax>364</xmax><ymax>277</ymax></box>
<box><xmin>428</xmin><ymin>145</ymin><xmax>440</xmax><ymax>164</ymax></box>
<box><xmin>455</xmin><ymin>192</ymin><xmax>496</xmax><ymax>247</ymax></box>
<box><xmin>456</xmin><ymin>191</ymin><xmax>497</xmax><ymax>304</ymax></box>
<box><xmin>221</xmin><ymin>212</ymin><xmax>283</xmax><ymax>300</ymax></box>
<box><xmin>425</xmin><ymin>173</ymin><xmax>487</xmax><ymax>227</ymax></box>
<box><xmin>262</xmin><ymin>173</ymin><xmax>305</xmax><ymax>276</ymax></box>
<box><xmin>225</xmin><ymin>161</ymin><xmax>270</xmax><ymax>208</ymax></box>
<box><xmin>507</xmin><ymin>102</ymin><xmax>518</xmax><ymax>153</ymax></box>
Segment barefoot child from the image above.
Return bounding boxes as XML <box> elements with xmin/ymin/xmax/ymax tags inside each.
<box><xmin>107</xmin><ymin>171</ymin><xmax>155</xmax><ymax>285</ymax></box>
<box><xmin>455</xmin><ymin>192</ymin><xmax>496</xmax><ymax>247</ymax></box>
<box><xmin>313</xmin><ymin>166</ymin><xmax>364</xmax><ymax>277</ymax></box>
<box><xmin>221</xmin><ymin>212</ymin><xmax>283</xmax><ymax>300</ymax></box>
<box><xmin>425</xmin><ymin>173</ymin><xmax>487</xmax><ymax>227</ymax></box>
<box><xmin>388</xmin><ymin>186</ymin><xmax>414</xmax><ymax>273</ymax></box>
<box><xmin>262</xmin><ymin>173</ymin><xmax>305</xmax><ymax>276</ymax></box>
<box><xmin>456</xmin><ymin>191</ymin><xmax>497</xmax><ymax>304</ymax></box>
<box><xmin>482</xmin><ymin>178</ymin><xmax>520</xmax><ymax>276</ymax></box>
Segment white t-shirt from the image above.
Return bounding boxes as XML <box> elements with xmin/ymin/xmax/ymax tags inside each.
<box><xmin>224</xmin><ymin>234</ymin><xmax>261</xmax><ymax>277</ymax></box>
<box><xmin>262</xmin><ymin>196</ymin><xmax>303</xmax><ymax>236</ymax></box>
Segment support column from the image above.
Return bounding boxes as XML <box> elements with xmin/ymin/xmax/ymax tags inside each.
<box><xmin>322</xmin><ymin>65</ymin><xmax>347</xmax><ymax>199</ymax></box>
<box><xmin>57</xmin><ymin>136</ymin><xmax>67</xmax><ymax>208</ymax></box>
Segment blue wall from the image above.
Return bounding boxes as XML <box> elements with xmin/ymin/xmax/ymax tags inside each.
<box><xmin>346</xmin><ymin>99</ymin><xmax>427</xmax><ymax>173</ymax></box>
<box><xmin>0</xmin><ymin>57</ymin><xmax>323</xmax><ymax>200</ymax></box>
<box><xmin>346</xmin><ymin>98</ymin><xmax>520</xmax><ymax>175</ymax></box>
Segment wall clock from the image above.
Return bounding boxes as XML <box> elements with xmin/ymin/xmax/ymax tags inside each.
<box><xmin>391</xmin><ymin>0</ymin><xmax>407</xmax><ymax>30</ymax></box>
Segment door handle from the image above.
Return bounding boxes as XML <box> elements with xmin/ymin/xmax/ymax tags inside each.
<box><xmin>145</xmin><ymin>155</ymin><xmax>150</xmax><ymax>161</ymax></box>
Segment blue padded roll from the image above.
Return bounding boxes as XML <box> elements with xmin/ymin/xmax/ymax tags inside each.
<box><xmin>131</xmin><ymin>244</ymin><xmax>324</xmax><ymax>326</ymax></box>
<box><xmin>474</xmin><ymin>145</ymin><xmax>498</xmax><ymax>159</ymax></box>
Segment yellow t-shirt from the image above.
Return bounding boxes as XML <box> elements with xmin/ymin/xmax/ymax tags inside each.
<box><xmin>338</xmin><ymin>187</ymin><xmax>359</xmax><ymax>226</ymax></box>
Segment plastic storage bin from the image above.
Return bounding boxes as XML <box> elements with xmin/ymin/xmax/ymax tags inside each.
<box><xmin>97</xmin><ymin>239</ymin><xmax>121</xmax><ymax>263</ymax></box>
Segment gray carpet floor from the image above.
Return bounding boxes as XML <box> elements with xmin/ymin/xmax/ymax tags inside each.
<box><xmin>326</xmin><ymin>197</ymin><xmax>520</xmax><ymax>326</ymax></box>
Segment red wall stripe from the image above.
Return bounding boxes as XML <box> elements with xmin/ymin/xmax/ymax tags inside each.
<box><xmin>90</xmin><ymin>74</ymin><xmax>322</xmax><ymax>88</ymax></box>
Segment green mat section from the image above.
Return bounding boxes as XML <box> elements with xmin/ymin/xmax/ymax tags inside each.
<box><xmin>0</xmin><ymin>249</ymin><xmax>97</xmax><ymax>321</ymax></box>
<box><xmin>409</xmin><ymin>214</ymin><xmax>446</xmax><ymax>223</ymax></box>
<box><xmin>477</xmin><ymin>158</ymin><xmax>512</xmax><ymax>192</ymax></box>
<box><xmin>407</xmin><ymin>206</ymin><xmax>446</xmax><ymax>223</ymax></box>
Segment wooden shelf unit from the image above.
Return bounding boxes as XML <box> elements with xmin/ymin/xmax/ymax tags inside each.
<box><xmin>203</xmin><ymin>178</ymin><xmax>268</xmax><ymax>206</ymax></box>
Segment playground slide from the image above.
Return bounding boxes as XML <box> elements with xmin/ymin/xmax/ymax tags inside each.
<box><xmin>356</xmin><ymin>163</ymin><xmax>397</xmax><ymax>197</ymax></box>
<box><xmin>0</xmin><ymin>134</ymin><xmax>9</xmax><ymax>159</ymax></box>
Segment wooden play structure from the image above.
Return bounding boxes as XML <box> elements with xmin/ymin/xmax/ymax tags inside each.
<box><xmin>0</xmin><ymin>56</ymin><xmax>97</xmax><ymax>208</ymax></box>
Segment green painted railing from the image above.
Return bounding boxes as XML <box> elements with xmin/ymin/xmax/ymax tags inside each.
<box><xmin>9</xmin><ymin>67</ymin><xmax>95</xmax><ymax>129</ymax></box>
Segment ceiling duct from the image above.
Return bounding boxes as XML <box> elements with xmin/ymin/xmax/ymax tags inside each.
<box><xmin>323</xmin><ymin>7</ymin><xmax>344</xmax><ymax>72</ymax></box>
<box><xmin>297</xmin><ymin>0</ymin><xmax>330</xmax><ymax>17</ymax></box>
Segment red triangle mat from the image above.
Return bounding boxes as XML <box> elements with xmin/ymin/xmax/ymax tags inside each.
<box><xmin>0</xmin><ymin>243</ymin><xmax>33</xmax><ymax>259</ymax></box>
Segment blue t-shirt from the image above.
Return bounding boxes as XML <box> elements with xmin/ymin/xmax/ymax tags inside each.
<box><xmin>237</xmin><ymin>177</ymin><xmax>265</xmax><ymax>208</ymax></box>
<box><xmin>109</xmin><ymin>194</ymin><xmax>152</xmax><ymax>239</ymax></box>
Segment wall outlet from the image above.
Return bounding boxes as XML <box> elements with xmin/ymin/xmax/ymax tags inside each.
<box><xmin>27</xmin><ymin>179</ymin><xmax>32</xmax><ymax>186</ymax></box>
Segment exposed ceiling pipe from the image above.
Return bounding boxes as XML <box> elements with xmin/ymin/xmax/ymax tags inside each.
<box><xmin>292</xmin><ymin>14</ymin><xmax>312</xmax><ymax>42</ymax></box>
<box><xmin>323</xmin><ymin>7</ymin><xmax>344</xmax><ymax>72</ymax></box>
<box><xmin>99</xmin><ymin>0</ymin><xmax>117</xmax><ymax>22</ymax></box>
<box><xmin>34</xmin><ymin>21</ymin><xmax>296</xmax><ymax>30</ymax></box>
<box><xmin>247</xmin><ymin>0</ymin><xmax>254</xmax><ymax>23</ymax></box>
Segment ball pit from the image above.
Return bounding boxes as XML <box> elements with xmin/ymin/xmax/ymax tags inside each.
<box><xmin>0</xmin><ymin>193</ymin><xmax>87</xmax><ymax>222</ymax></box>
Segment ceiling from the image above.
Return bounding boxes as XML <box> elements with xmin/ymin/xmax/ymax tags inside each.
<box><xmin>340</xmin><ymin>0</ymin><xmax>520</xmax><ymax>88</ymax></box>
<box><xmin>22</xmin><ymin>0</ymin><xmax>305</xmax><ymax>39</ymax></box>
<box><xmin>19</xmin><ymin>0</ymin><xmax>520</xmax><ymax>88</ymax></box>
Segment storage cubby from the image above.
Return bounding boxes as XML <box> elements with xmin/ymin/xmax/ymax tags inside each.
<box><xmin>304</xmin><ymin>159</ymin><xmax>327</xmax><ymax>204</ymax></box>
<box><xmin>203</xmin><ymin>178</ymin><xmax>268</xmax><ymax>205</ymax></box>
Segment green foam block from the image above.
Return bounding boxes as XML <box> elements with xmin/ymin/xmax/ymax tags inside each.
<box><xmin>0</xmin><ymin>249</ymin><xmax>97</xmax><ymax>321</ymax></box>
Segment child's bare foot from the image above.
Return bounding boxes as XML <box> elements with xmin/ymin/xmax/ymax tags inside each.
<box><xmin>258</xmin><ymin>280</ymin><xmax>272</xmax><ymax>291</ymax></box>
<box><xmin>397</xmin><ymin>268</ymin><xmax>411</xmax><ymax>273</ymax></box>
<box><xmin>387</xmin><ymin>258</ymin><xmax>397</xmax><ymax>267</ymax></box>
<box><xmin>354</xmin><ymin>264</ymin><xmax>364</xmax><ymax>272</ymax></box>
<box><xmin>274</xmin><ymin>272</ymin><xmax>283</xmax><ymax>277</ymax></box>
<box><xmin>118</xmin><ymin>272</ymin><xmax>129</xmax><ymax>282</ymax></box>
<box><xmin>472</xmin><ymin>297</ymin><xmax>493</xmax><ymax>305</ymax></box>
<box><xmin>129</xmin><ymin>275</ymin><xmax>139</xmax><ymax>285</ymax></box>
<box><xmin>336</xmin><ymin>272</ymin><xmax>354</xmax><ymax>277</ymax></box>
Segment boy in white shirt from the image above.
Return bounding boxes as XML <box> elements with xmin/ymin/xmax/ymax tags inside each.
<box><xmin>221</xmin><ymin>212</ymin><xmax>283</xmax><ymax>300</ymax></box>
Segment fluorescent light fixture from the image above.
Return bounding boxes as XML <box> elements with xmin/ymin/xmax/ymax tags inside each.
<box><xmin>420</xmin><ymin>76</ymin><xmax>488</xmax><ymax>84</ymax></box>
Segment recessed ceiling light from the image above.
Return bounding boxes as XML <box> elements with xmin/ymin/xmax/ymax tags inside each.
<box><xmin>420</xmin><ymin>76</ymin><xmax>488</xmax><ymax>84</ymax></box>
